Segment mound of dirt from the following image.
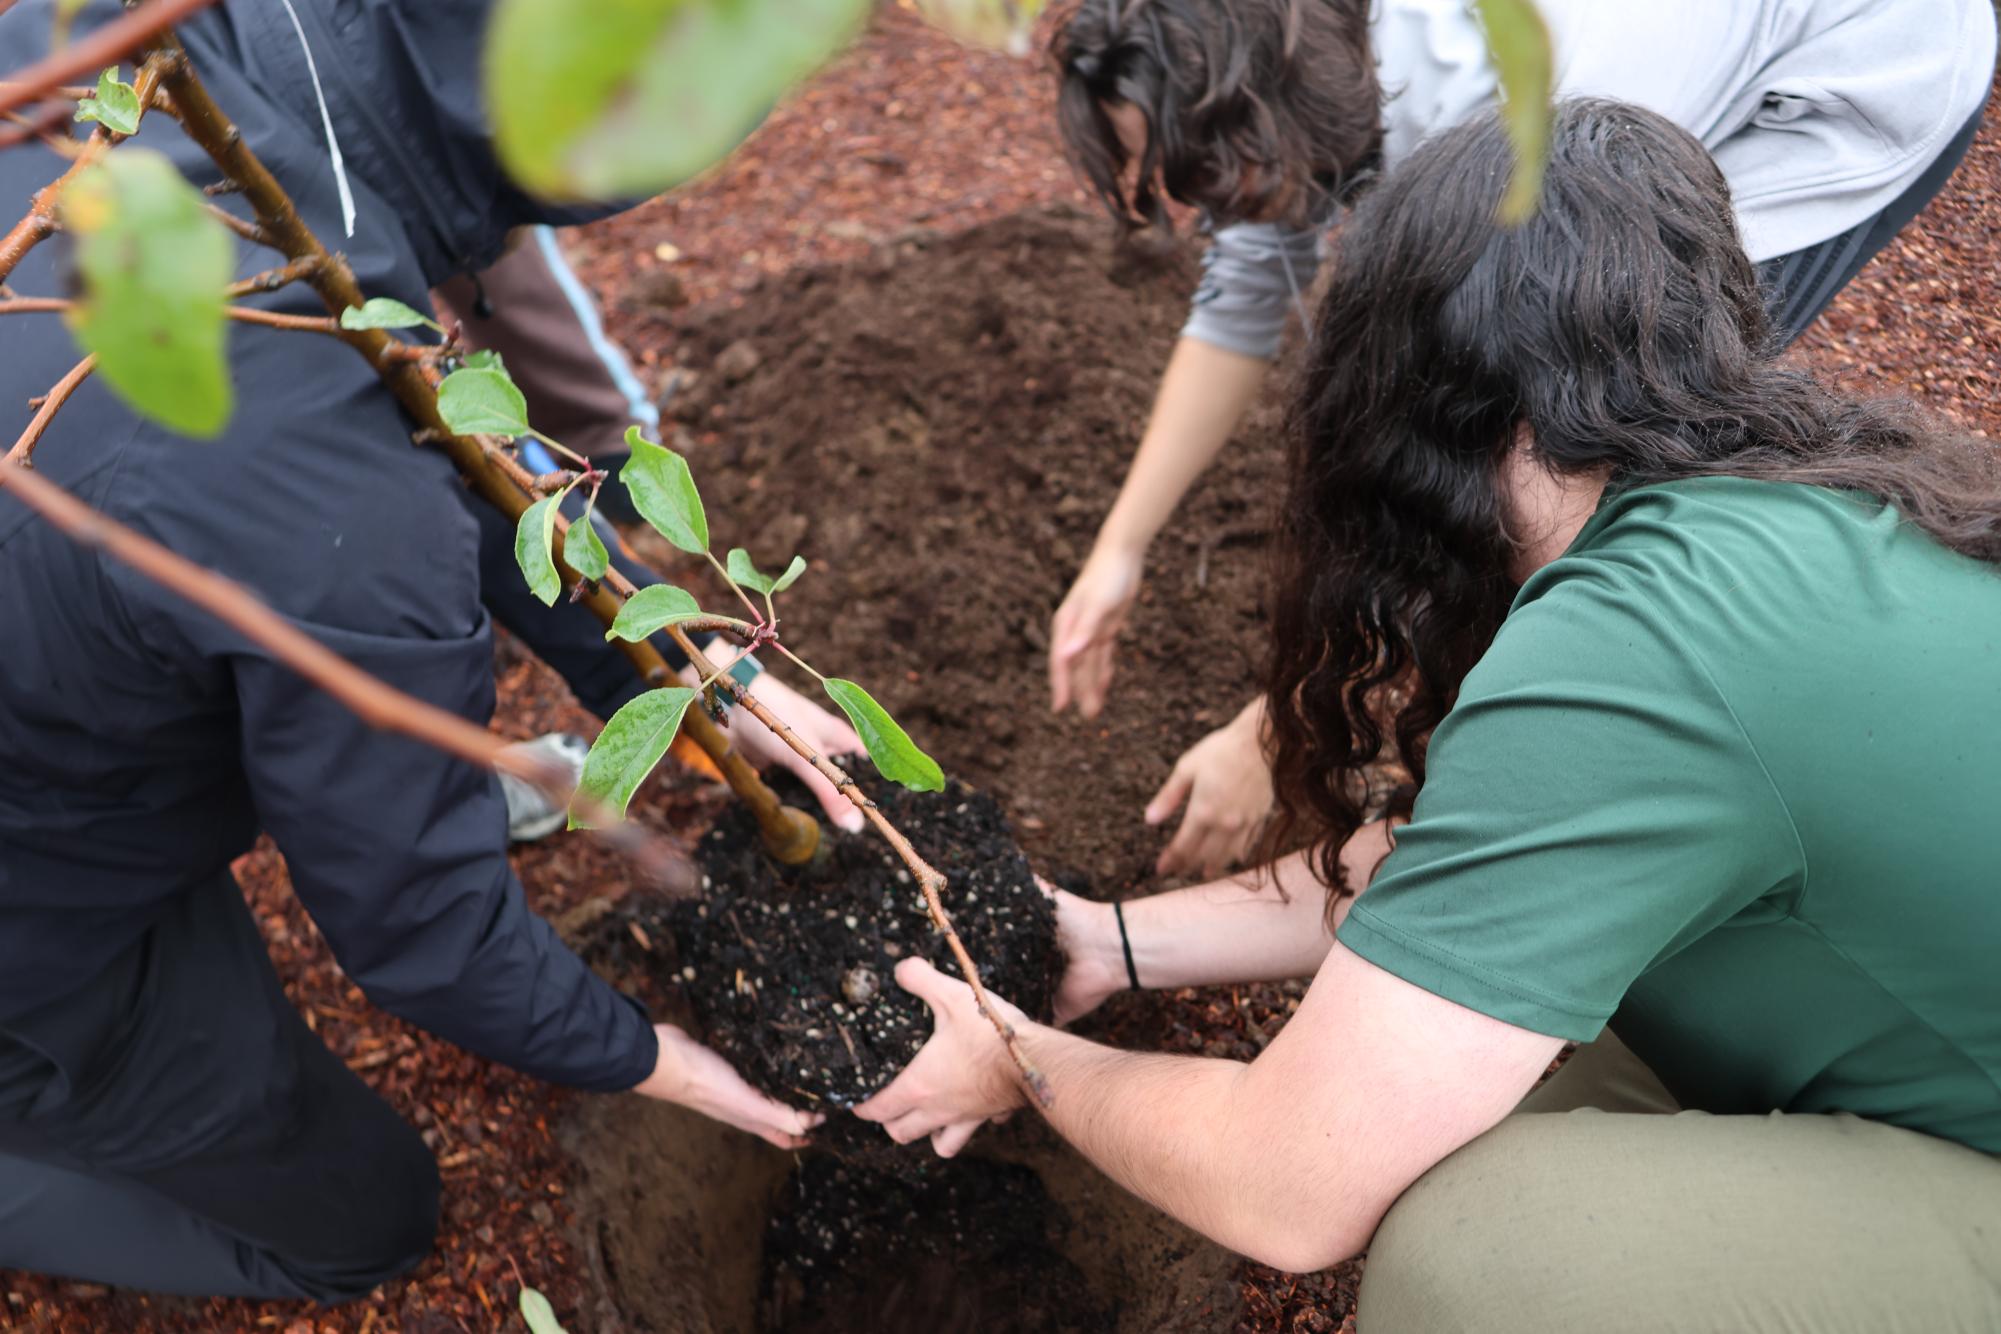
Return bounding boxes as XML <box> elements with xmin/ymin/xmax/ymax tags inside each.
<box><xmin>594</xmin><ymin>775</ymin><xmax>1060</xmax><ymax>1165</ymax></box>
<box><xmin>654</xmin><ymin>204</ymin><xmax>1287</xmax><ymax>894</ymax></box>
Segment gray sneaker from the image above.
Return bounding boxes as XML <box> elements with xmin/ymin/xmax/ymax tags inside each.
<box><xmin>498</xmin><ymin>732</ymin><xmax>590</xmax><ymax>842</ymax></box>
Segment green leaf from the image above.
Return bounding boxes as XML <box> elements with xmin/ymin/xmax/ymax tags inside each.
<box><xmin>485</xmin><ymin>0</ymin><xmax>870</xmax><ymax>201</ymax></box>
<box><xmin>770</xmin><ymin>554</ymin><xmax>808</xmax><ymax>594</ymax></box>
<box><xmin>620</xmin><ymin>427</ymin><xmax>708</xmax><ymax>554</ymax></box>
<box><xmin>437</xmin><ymin>366</ymin><xmax>530</xmax><ymax>437</ymax></box>
<box><xmin>1472</xmin><ymin>0</ymin><xmax>1554</xmax><ymax>225</ymax></box>
<box><xmin>59</xmin><ymin>147</ymin><xmax>233</xmax><ymax>438</ymax></box>
<box><xmin>606</xmin><ymin>583</ymin><xmax>708</xmax><ymax>642</ymax></box>
<box><xmin>723</xmin><ymin>550</ymin><xmax>808</xmax><ymax>597</ymax></box>
<box><xmin>515</xmin><ymin>495</ymin><xmax>562</xmax><ymax>606</ymax></box>
<box><xmin>74</xmin><ymin>67</ymin><xmax>141</xmax><ymax>137</ymax></box>
<box><xmin>461</xmin><ymin>348</ymin><xmax>506</xmax><ymax>372</ymax></box>
<box><xmin>572</xmin><ymin>686</ymin><xmax>698</xmax><ymax>827</ymax></box>
<box><xmin>340</xmin><ymin>296</ymin><xmax>434</xmax><ymax>331</ymax></box>
<box><xmin>823</xmin><ymin>678</ymin><xmax>944</xmax><ymax>793</ymax></box>
<box><xmin>564</xmin><ymin>509</ymin><xmax>611</xmax><ymax>582</ymax></box>
<box><xmin>519</xmin><ymin>1285</ymin><xmax>569</xmax><ymax>1334</ymax></box>
<box><xmin>725</xmin><ymin>547</ymin><xmax>774</xmax><ymax>596</ymax></box>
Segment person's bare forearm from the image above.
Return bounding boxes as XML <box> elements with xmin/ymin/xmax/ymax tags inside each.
<box><xmin>1132</xmin><ymin>848</ymin><xmax>1348</xmax><ymax>986</ymax></box>
<box><xmin>1074</xmin><ymin>830</ymin><xmax>1386</xmax><ymax>997</ymax></box>
<box><xmin>1095</xmin><ymin>337</ymin><xmax>1269</xmax><ymax>555</ymax></box>
<box><xmin>1019</xmin><ymin>1023</ymin><xmax>1371</xmax><ymax>1269</ymax></box>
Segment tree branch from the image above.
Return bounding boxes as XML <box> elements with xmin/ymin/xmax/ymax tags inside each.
<box><xmin>12</xmin><ymin>23</ymin><xmax>1053</xmax><ymax>1101</ymax></box>
<box><xmin>0</xmin><ymin>0</ymin><xmax>218</xmax><ymax>120</ymax></box>
<box><xmin>0</xmin><ymin>455</ymin><xmax>691</xmax><ymax>885</ymax></box>
<box><xmin>0</xmin><ymin>101</ymin><xmax>74</xmax><ymax>153</ymax></box>
<box><xmin>5</xmin><ymin>355</ymin><xmax>95</xmax><ymax>466</ymax></box>
<box><xmin>203</xmin><ymin>200</ymin><xmax>267</xmax><ymax>246</ymax></box>
<box><xmin>0</xmin><ymin>50</ymin><xmax>175</xmax><ymax>284</ymax></box>
<box><xmin>0</xmin><ymin>296</ymin><xmax>435</xmax><ymax>345</ymax></box>
<box><xmin>141</xmin><ymin>34</ymin><xmax>824</xmax><ymax>863</ymax></box>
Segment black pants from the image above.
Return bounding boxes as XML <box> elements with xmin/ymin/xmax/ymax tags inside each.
<box><xmin>0</xmin><ymin>875</ymin><xmax>438</xmax><ymax>1302</ymax></box>
<box><xmin>1760</xmin><ymin>104</ymin><xmax>1985</xmax><ymax>346</ymax></box>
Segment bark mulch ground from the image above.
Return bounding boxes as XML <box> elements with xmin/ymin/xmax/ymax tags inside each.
<box><xmin>6</xmin><ymin>7</ymin><xmax>1998</xmax><ymax>1330</ymax></box>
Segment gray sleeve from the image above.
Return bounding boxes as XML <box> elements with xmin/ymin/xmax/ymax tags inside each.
<box><xmin>1180</xmin><ymin>220</ymin><xmax>1326</xmax><ymax>361</ymax></box>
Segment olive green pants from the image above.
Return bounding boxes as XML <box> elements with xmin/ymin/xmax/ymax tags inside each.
<box><xmin>1357</xmin><ymin>1034</ymin><xmax>2001</xmax><ymax>1333</ymax></box>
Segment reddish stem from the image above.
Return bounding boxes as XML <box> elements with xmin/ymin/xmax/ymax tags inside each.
<box><xmin>5</xmin><ymin>355</ymin><xmax>95</xmax><ymax>466</ymax></box>
<box><xmin>0</xmin><ymin>0</ymin><xmax>218</xmax><ymax>120</ymax></box>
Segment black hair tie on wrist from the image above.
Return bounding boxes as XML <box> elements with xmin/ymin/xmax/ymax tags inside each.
<box><xmin>1113</xmin><ymin>900</ymin><xmax>1141</xmax><ymax>991</ymax></box>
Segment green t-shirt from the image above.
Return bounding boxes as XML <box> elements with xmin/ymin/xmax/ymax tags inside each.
<box><xmin>1337</xmin><ymin>477</ymin><xmax>2001</xmax><ymax>1152</ymax></box>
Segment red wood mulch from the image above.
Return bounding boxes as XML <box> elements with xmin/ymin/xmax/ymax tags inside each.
<box><xmin>7</xmin><ymin>6</ymin><xmax>1998</xmax><ymax>1331</ymax></box>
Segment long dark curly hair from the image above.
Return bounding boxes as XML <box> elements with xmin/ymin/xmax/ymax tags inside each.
<box><xmin>1050</xmin><ymin>0</ymin><xmax>1378</xmax><ymax>229</ymax></box>
<box><xmin>1264</xmin><ymin>99</ymin><xmax>2001</xmax><ymax>910</ymax></box>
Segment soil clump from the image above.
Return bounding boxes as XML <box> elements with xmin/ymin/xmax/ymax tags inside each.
<box><xmin>598</xmin><ymin>774</ymin><xmax>1060</xmax><ymax>1163</ymax></box>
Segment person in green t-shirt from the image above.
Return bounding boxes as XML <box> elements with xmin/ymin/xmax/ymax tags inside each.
<box><xmin>854</xmin><ymin>99</ymin><xmax>2001</xmax><ymax>1331</ymax></box>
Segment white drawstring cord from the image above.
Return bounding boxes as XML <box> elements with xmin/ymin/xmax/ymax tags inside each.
<box><xmin>276</xmin><ymin>0</ymin><xmax>356</xmax><ymax>238</ymax></box>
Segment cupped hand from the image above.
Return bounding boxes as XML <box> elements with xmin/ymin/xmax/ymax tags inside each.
<box><xmin>1049</xmin><ymin>545</ymin><xmax>1144</xmax><ymax>718</ymax></box>
<box><xmin>1036</xmin><ymin>876</ymin><xmax>1128</xmax><ymax>1025</ymax></box>
<box><xmin>633</xmin><ymin>1024</ymin><xmax>822</xmax><ymax>1149</ymax></box>
<box><xmin>729</xmin><ymin>672</ymin><xmax>866</xmax><ymax>832</ymax></box>
<box><xmin>853</xmin><ymin>958</ymin><xmax>1031</xmax><ymax>1158</ymax></box>
<box><xmin>1145</xmin><ymin>696</ymin><xmax>1274</xmax><ymax>879</ymax></box>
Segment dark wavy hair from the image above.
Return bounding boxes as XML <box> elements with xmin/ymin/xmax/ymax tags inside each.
<box><xmin>1050</xmin><ymin>0</ymin><xmax>1379</xmax><ymax>229</ymax></box>
<box><xmin>1263</xmin><ymin>98</ymin><xmax>2001</xmax><ymax>910</ymax></box>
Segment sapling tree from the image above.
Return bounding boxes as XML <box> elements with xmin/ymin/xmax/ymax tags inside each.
<box><xmin>1</xmin><ymin>0</ymin><xmax>1553</xmax><ymax>1166</ymax></box>
<box><xmin>0</xmin><ymin>2</ymin><xmax>1053</xmax><ymax>1101</ymax></box>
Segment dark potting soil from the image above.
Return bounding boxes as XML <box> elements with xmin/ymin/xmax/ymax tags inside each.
<box><xmin>622</xmin><ymin>775</ymin><xmax>1061</xmax><ymax>1138</ymax></box>
<box><xmin>759</xmin><ymin>1156</ymin><xmax>1111</xmax><ymax>1334</ymax></box>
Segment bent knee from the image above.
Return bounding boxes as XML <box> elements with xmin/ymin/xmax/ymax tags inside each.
<box><xmin>278</xmin><ymin>1120</ymin><xmax>441</xmax><ymax>1303</ymax></box>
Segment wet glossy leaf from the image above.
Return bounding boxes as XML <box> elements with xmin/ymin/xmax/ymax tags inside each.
<box><xmin>770</xmin><ymin>554</ymin><xmax>808</xmax><ymax>593</ymax></box>
<box><xmin>564</xmin><ymin>509</ymin><xmax>611</xmax><ymax>582</ymax></box>
<box><xmin>437</xmin><ymin>366</ymin><xmax>530</xmax><ymax>437</ymax></box>
<box><xmin>606</xmin><ymin>583</ymin><xmax>707</xmax><ymax>642</ymax></box>
<box><xmin>519</xmin><ymin>1285</ymin><xmax>569</xmax><ymax>1334</ymax></box>
<box><xmin>620</xmin><ymin>427</ymin><xmax>708</xmax><ymax>554</ymax></box>
<box><xmin>461</xmin><ymin>348</ymin><xmax>505</xmax><ymax>372</ymax></box>
<box><xmin>486</xmin><ymin>0</ymin><xmax>870</xmax><ymax>200</ymax></box>
<box><xmin>74</xmin><ymin>67</ymin><xmax>140</xmax><ymax>136</ymax></box>
<box><xmin>911</xmin><ymin>0</ymin><xmax>1046</xmax><ymax>55</ymax></box>
<box><xmin>572</xmin><ymin>686</ymin><xmax>698</xmax><ymax>827</ymax></box>
<box><xmin>823</xmin><ymin>678</ymin><xmax>944</xmax><ymax>792</ymax></box>
<box><xmin>515</xmin><ymin>495</ymin><xmax>562</xmax><ymax>606</ymax></box>
<box><xmin>59</xmin><ymin>147</ymin><xmax>233</xmax><ymax>438</ymax></box>
<box><xmin>339</xmin><ymin>297</ymin><xmax>434</xmax><ymax>331</ymax></box>
<box><xmin>1473</xmin><ymin>0</ymin><xmax>1553</xmax><ymax>225</ymax></box>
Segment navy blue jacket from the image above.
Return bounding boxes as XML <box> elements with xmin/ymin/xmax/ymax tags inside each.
<box><xmin>0</xmin><ymin>0</ymin><xmax>673</xmax><ymax>1091</ymax></box>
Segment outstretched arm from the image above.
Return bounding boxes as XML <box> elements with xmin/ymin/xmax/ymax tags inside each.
<box><xmin>1053</xmin><ymin>819</ymin><xmax>1397</xmax><ymax>1024</ymax></box>
<box><xmin>859</xmin><ymin>941</ymin><xmax>1560</xmax><ymax>1271</ymax></box>
<box><xmin>1050</xmin><ymin>337</ymin><xmax>1268</xmax><ymax>718</ymax></box>
<box><xmin>1050</xmin><ymin>218</ymin><xmax>1323</xmax><ymax>718</ymax></box>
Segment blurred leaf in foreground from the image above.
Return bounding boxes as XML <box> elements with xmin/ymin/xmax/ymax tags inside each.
<box><xmin>59</xmin><ymin>148</ymin><xmax>233</xmax><ymax>438</ymax></box>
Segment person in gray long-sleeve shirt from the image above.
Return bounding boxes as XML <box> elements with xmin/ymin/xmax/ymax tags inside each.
<box><xmin>0</xmin><ymin>0</ymin><xmax>863</xmax><ymax>1303</ymax></box>
<box><xmin>1044</xmin><ymin>0</ymin><xmax>1998</xmax><ymax>880</ymax></box>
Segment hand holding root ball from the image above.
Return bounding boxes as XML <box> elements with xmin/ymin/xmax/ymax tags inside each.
<box><xmin>854</xmin><ymin>958</ymin><xmax>1034</xmax><ymax>1157</ymax></box>
<box><xmin>633</xmin><ymin>1023</ymin><xmax>824</xmax><ymax>1149</ymax></box>
<box><xmin>855</xmin><ymin>875</ymin><xmax>1128</xmax><ymax>1155</ymax></box>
